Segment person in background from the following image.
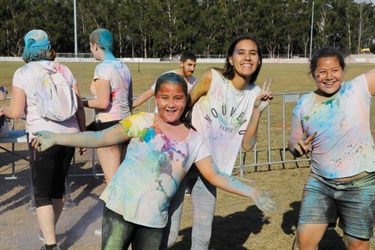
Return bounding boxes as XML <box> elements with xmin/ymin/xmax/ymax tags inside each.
<box><xmin>82</xmin><ymin>28</ymin><xmax>133</xmax><ymax>184</ymax></box>
<box><xmin>0</xmin><ymin>29</ymin><xmax>86</xmax><ymax>250</ymax></box>
<box><xmin>163</xmin><ymin>35</ymin><xmax>275</xmax><ymax>249</ymax></box>
<box><xmin>31</xmin><ymin>72</ymin><xmax>278</xmax><ymax>250</ymax></box>
<box><xmin>133</xmin><ymin>51</ymin><xmax>197</xmax><ymax>109</ymax></box>
<box><xmin>288</xmin><ymin>47</ymin><xmax>375</xmax><ymax>250</ymax></box>
<box><xmin>26</xmin><ymin>48</ymin><xmax>82</xmax><ymax>216</ymax></box>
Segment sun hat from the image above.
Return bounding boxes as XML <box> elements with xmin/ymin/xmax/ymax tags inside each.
<box><xmin>24</xmin><ymin>29</ymin><xmax>51</xmax><ymax>49</ymax></box>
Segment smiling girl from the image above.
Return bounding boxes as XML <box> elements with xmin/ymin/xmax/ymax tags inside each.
<box><xmin>31</xmin><ymin>72</ymin><xmax>277</xmax><ymax>249</ymax></box>
<box><xmin>288</xmin><ymin>47</ymin><xmax>375</xmax><ymax>250</ymax></box>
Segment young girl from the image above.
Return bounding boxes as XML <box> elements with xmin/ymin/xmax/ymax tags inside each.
<box><xmin>83</xmin><ymin>28</ymin><xmax>133</xmax><ymax>183</ymax></box>
<box><xmin>32</xmin><ymin>72</ymin><xmax>278</xmax><ymax>249</ymax></box>
<box><xmin>164</xmin><ymin>35</ymin><xmax>274</xmax><ymax>249</ymax></box>
<box><xmin>288</xmin><ymin>47</ymin><xmax>375</xmax><ymax>250</ymax></box>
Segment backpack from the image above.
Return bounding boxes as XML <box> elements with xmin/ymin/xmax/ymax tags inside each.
<box><xmin>34</xmin><ymin>62</ymin><xmax>78</xmax><ymax>122</ymax></box>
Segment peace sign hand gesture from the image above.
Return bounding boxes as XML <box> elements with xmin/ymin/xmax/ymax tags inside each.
<box><xmin>254</xmin><ymin>77</ymin><xmax>274</xmax><ymax>112</ymax></box>
<box><xmin>293</xmin><ymin>130</ymin><xmax>317</xmax><ymax>156</ymax></box>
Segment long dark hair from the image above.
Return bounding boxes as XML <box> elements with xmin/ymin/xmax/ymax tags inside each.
<box><xmin>214</xmin><ymin>35</ymin><xmax>263</xmax><ymax>84</ymax></box>
<box><xmin>154</xmin><ymin>72</ymin><xmax>195</xmax><ymax>130</ymax></box>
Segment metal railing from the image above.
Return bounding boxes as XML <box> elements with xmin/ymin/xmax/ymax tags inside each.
<box><xmin>2</xmin><ymin>92</ymin><xmax>374</xmax><ymax>180</ymax></box>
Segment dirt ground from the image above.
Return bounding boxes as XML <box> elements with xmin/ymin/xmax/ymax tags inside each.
<box><xmin>1</xmin><ymin>145</ymin><xmax>375</xmax><ymax>250</ymax></box>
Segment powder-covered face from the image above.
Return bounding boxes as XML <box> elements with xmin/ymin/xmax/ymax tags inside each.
<box><xmin>155</xmin><ymin>82</ymin><xmax>187</xmax><ymax>125</ymax></box>
<box><xmin>313</xmin><ymin>56</ymin><xmax>344</xmax><ymax>97</ymax></box>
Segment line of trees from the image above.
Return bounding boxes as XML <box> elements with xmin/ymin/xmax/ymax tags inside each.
<box><xmin>0</xmin><ymin>0</ymin><xmax>374</xmax><ymax>58</ymax></box>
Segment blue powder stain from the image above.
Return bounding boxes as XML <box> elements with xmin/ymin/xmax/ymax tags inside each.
<box><xmin>323</xmin><ymin>99</ymin><xmax>334</xmax><ymax>108</ymax></box>
<box><xmin>143</xmin><ymin>128</ymin><xmax>155</xmax><ymax>143</ymax></box>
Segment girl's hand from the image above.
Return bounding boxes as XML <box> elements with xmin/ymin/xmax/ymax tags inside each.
<box><xmin>31</xmin><ymin>131</ymin><xmax>56</xmax><ymax>151</ymax></box>
<box><xmin>254</xmin><ymin>77</ymin><xmax>274</xmax><ymax>112</ymax></box>
<box><xmin>293</xmin><ymin>130</ymin><xmax>317</xmax><ymax>156</ymax></box>
<box><xmin>252</xmin><ymin>189</ymin><xmax>278</xmax><ymax>212</ymax></box>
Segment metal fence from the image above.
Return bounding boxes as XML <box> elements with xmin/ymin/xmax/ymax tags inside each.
<box><xmin>1</xmin><ymin>92</ymin><xmax>375</xmax><ymax>180</ymax></box>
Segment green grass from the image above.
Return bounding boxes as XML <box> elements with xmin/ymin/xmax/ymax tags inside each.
<box><xmin>2</xmin><ymin>61</ymin><xmax>372</xmax><ymax>95</ymax></box>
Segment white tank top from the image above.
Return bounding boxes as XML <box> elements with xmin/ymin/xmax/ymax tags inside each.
<box><xmin>192</xmin><ymin>69</ymin><xmax>261</xmax><ymax>174</ymax></box>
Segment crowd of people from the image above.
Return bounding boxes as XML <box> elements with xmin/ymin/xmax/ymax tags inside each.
<box><xmin>0</xmin><ymin>28</ymin><xmax>374</xmax><ymax>250</ymax></box>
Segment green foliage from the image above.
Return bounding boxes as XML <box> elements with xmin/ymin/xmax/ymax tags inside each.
<box><xmin>0</xmin><ymin>0</ymin><xmax>374</xmax><ymax>58</ymax></box>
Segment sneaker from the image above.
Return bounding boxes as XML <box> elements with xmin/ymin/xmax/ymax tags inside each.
<box><xmin>26</xmin><ymin>200</ymin><xmax>36</xmax><ymax>215</ymax></box>
<box><xmin>39</xmin><ymin>231</ymin><xmax>44</xmax><ymax>242</ymax></box>
<box><xmin>63</xmin><ymin>198</ymin><xmax>76</xmax><ymax>211</ymax></box>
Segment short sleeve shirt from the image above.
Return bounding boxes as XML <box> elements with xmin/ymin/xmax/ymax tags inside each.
<box><xmin>293</xmin><ymin>74</ymin><xmax>375</xmax><ymax>178</ymax></box>
<box><xmin>90</xmin><ymin>60</ymin><xmax>132</xmax><ymax>122</ymax></box>
<box><xmin>100</xmin><ymin>112</ymin><xmax>210</xmax><ymax>228</ymax></box>
<box><xmin>12</xmin><ymin>61</ymin><xmax>80</xmax><ymax>142</ymax></box>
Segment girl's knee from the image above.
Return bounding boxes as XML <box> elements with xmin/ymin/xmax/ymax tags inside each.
<box><xmin>343</xmin><ymin>234</ymin><xmax>370</xmax><ymax>250</ymax></box>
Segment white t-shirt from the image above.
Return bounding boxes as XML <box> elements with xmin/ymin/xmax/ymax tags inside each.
<box><xmin>100</xmin><ymin>112</ymin><xmax>210</xmax><ymax>228</ymax></box>
<box><xmin>293</xmin><ymin>74</ymin><xmax>375</xmax><ymax>178</ymax></box>
<box><xmin>90</xmin><ymin>59</ymin><xmax>132</xmax><ymax>122</ymax></box>
<box><xmin>12</xmin><ymin>61</ymin><xmax>80</xmax><ymax>142</ymax></box>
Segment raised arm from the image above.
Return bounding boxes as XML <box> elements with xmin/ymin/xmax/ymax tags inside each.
<box><xmin>195</xmin><ymin>156</ymin><xmax>278</xmax><ymax>212</ymax></box>
<box><xmin>288</xmin><ymin>115</ymin><xmax>316</xmax><ymax>157</ymax></box>
<box><xmin>32</xmin><ymin>123</ymin><xmax>129</xmax><ymax>152</ymax></box>
<box><xmin>133</xmin><ymin>88</ymin><xmax>154</xmax><ymax>108</ymax></box>
<box><xmin>241</xmin><ymin>77</ymin><xmax>273</xmax><ymax>152</ymax></box>
<box><xmin>188</xmin><ymin>69</ymin><xmax>212</xmax><ymax>108</ymax></box>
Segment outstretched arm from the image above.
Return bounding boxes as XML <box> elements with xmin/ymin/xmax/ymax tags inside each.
<box><xmin>31</xmin><ymin>123</ymin><xmax>129</xmax><ymax>151</ymax></box>
<box><xmin>133</xmin><ymin>88</ymin><xmax>154</xmax><ymax>108</ymax></box>
<box><xmin>188</xmin><ymin>69</ymin><xmax>212</xmax><ymax>108</ymax></box>
<box><xmin>241</xmin><ymin>77</ymin><xmax>274</xmax><ymax>152</ymax></box>
<box><xmin>288</xmin><ymin>115</ymin><xmax>316</xmax><ymax>157</ymax></box>
<box><xmin>195</xmin><ymin>157</ymin><xmax>278</xmax><ymax>212</ymax></box>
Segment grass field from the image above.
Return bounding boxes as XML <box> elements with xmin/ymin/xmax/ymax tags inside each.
<box><xmin>1</xmin><ymin>61</ymin><xmax>373</xmax><ymax>96</ymax></box>
<box><xmin>1</xmin><ymin>61</ymin><xmax>374</xmax><ymax>249</ymax></box>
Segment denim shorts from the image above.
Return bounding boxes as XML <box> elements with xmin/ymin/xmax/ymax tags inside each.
<box><xmin>298</xmin><ymin>172</ymin><xmax>375</xmax><ymax>239</ymax></box>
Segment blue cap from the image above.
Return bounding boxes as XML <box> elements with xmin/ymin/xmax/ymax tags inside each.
<box><xmin>24</xmin><ymin>29</ymin><xmax>51</xmax><ymax>49</ymax></box>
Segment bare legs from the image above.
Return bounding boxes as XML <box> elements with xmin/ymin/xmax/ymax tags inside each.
<box><xmin>36</xmin><ymin>198</ymin><xmax>65</xmax><ymax>245</ymax></box>
<box><xmin>97</xmin><ymin>143</ymin><xmax>126</xmax><ymax>183</ymax></box>
<box><xmin>294</xmin><ymin>224</ymin><xmax>370</xmax><ymax>250</ymax></box>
